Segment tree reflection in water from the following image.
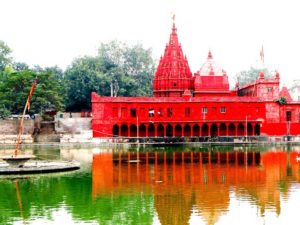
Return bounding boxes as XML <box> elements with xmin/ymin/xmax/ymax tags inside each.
<box><xmin>92</xmin><ymin>149</ymin><xmax>300</xmax><ymax>225</ymax></box>
<box><xmin>0</xmin><ymin>146</ymin><xmax>300</xmax><ymax>225</ymax></box>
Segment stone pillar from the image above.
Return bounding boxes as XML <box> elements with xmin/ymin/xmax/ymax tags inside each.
<box><xmin>234</xmin><ymin>123</ymin><xmax>238</xmax><ymax>136</ymax></box>
<box><xmin>172</xmin><ymin>125</ymin><xmax>175</xmax><ymax>137</ymax></box>
<box><xmin>208</xmin><ymin>123</ymin><xmax>211</xmax><ymax>136</ymax></box>
<box><xmin>199</xmin><ymin>124</ymin><xmax>202</xmax><ymax>137</ymax></box>
<box><xmin>154</xmin><ymin>124</ymin><xmax>158</xmax><ymax>137</ymax></box>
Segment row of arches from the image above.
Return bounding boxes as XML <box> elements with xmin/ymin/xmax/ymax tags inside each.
<box><xmin>112</xmin><ymin>123</ymin><xmax>260</xmax><ymax>138</ymax></box>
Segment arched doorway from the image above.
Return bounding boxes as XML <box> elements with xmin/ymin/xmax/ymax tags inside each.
<box><xmin>211</xmin><ymin>123</ymin><xmax>218</xmax><ymax>137</ymax></box>
<box><xmin>247</xmin><ymin>123</ymin><xmax>253</xmax><ymax>136</ymax></box>
<box><xmin>220</xmin><ymin>123</ymin><xmax>227</xmax><ymax>136</ymax></box>
<box><xmin>255</xmin><ymin>123</ymin><xmax>260</xmax><ymax>135</ymax></box>
<box><xmin>184</xmin><ymin>124</ymin><xmax>191</xmax><ymax>137</ymax></box>
<box><xmin>202</xmin><ymin>123</ymin><xmax>209</xmax><ymax>136</ymax></box>
<box><xmin>193</xmin><ymin>124</ymin><xmax>200</xmax><ymax>136</ymax></box>
<box><xmin>166</xmin><ymin>124</ymin><xmax>173</xmax><ymax>137</ymax></box>
<box><xmin>121</xmin><ymin>124</ymin><xmax>128</xmax><ymax>137</ymax></box>
<box><xmin>148</xmin><ymin>124</ymin><xmax>155</xmax><ymax>137</ymax></box>
<box><xmin>228</xmin><ymin>123</ymin><xmax>235</xmax><ymax>136</ymax></box>
<box><xmin>157</xmin><ymin>124</ymin><xmax>164</xmax><ymax>137</ymax></box>
<box><xmin>237</xmin><ymin>123</ymin><xmax>244</xmax><ymax>136</ymax></box>
<box><xmin>175</xmin><ymin>124</ymin><xmax>182</xmax><ymax>137</ymax></box>
<box><xmin>129</xmin><ymin>124</ymin><xmax>137</xmax><ymax>137</ymax></box>
<box><xmin>139</xmin><ymin>124</ymin><xmax>146</xmax><ymax>137</ymax></box>
<box><xmin>112</xmin><ymin>124</ymin><xmax>119</xmax><ymax>137</ymax></box>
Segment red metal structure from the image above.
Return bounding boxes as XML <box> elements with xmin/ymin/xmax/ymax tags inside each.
<box><xmin>92</xmin><ymin>21</ymin><xmax>300</xmax><ymax>140</ymax></box>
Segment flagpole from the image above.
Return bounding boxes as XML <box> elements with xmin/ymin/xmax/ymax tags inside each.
<box><xmin>260</xmin><ymin>45</ymin><xmax>264</xmax><ymax>68</ymax></box>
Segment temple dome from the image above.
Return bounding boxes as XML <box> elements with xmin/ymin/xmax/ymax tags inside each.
<box><xmin>194</xmin><ymin>51</ymin><xmax>230</xmax><ymax>95</ymax></box>
<box><xmin>196</xmin><ymin>51</ymin><xmax>225</xmax><ymax>76</ymax></box>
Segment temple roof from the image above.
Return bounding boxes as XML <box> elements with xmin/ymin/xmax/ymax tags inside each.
<box><xmin>194</xmin><ymin>51</ymin><xmax>229</xmax><ymax>92</ymax></box>
<box><xmin>279</xmin><ymin>86</ymin><xmax>293</xmax><ymax>102</ymax></box>
<box><xmin>196</xmin><ymin>51</ymin><xmax>225</xmax><ymax>76</ymax></box>
<box><xmin>154</xmin><ymin>22</ymin><xmax>192</xmax><ymax>79</ymax></box>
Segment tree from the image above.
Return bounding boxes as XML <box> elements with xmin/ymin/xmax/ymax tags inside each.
<box><xmin>98</xmin><ymin>40</ymin><xmax>155</xmax><ymax>97</ymax></box>
<box><xmin>234</xmin><ymin>67</ymin><xmax>273</xmax><ymax>86</ymax></box>
<box><xmin>276</xmin><ymin>96</ymin><xmax>287</xmax><ymax>105</ymax></box>
<box><xmin>64</xmin><ymin>56</ymin><xmax>111</xmax><ymax>111</ymax></box>
<box><xmin>0</xmin><ymin>70</ymin><xmax>64</xmax><ymax>117</ymax></box>
<box><xmin>13</xmin><ymin>61</ymin><xmax>29</xmax><ymax>71</ymax></box>
<box><xmin>64</xmin><ymin>40</ymin><xmax>156</xmax><ymax>111</ymax></box>
<box><xmin>0</xmin><ymin>40</ymin><xmax>12</xmax><ymax>72</ymax></box>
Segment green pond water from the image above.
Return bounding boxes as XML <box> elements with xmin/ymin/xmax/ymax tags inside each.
<box><xmin>0</xmin><ymin>144</ymin><xmax>300</xmax><ymax>225</ymax></box>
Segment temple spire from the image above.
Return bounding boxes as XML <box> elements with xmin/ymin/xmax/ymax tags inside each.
<box><xmin>153</xmin><ymin>17</ymin><xmax>193</xmax><ymax>97</ymax></box>
<box><xmin>208</xmin><ymin>50</ymin><xmax>213</xmax><ymax>60</ymax></box>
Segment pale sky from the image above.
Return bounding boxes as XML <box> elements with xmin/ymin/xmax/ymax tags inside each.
<box><xmin>1</xmin><ymin>0</ymin><xmax>300</xmax><ymax>87</ymax></box>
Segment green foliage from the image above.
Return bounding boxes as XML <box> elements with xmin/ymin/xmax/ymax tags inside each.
<box><xmin>0</xmin><ymin>39</ymin><xmax>156</xmax><ymax>112</ymax></box>
<box><xmin>234</xmin><ymin>67</ymin><xmax>272</xmax><ymax>86</ymax></box>
<box><xmin>0</xmin><ymin>40</ymin><xmax>12</xmax><ymax>72</ymax></box>
<box><xmin>64</xmin><ymin>40</ymin><xmax>155</xmax><ymax>111</ymax></box>
<box><xmin>98</xmin><ymin>40</ymin><xmax>155</xmax><ymax>96</ymax></box>
<box><xmin>276</xmin><ymin>96</ymin><xmax>287</xmax><ymax>105</ymax></box>
<box><xmin>0</xmin><ymin>70</ymin><xmax>64</xmax><ymax>116</ymax></box>
<box><xmin>64</xmin><ymin>56</ymin><xmax>111</xmax><ymax>111</ymax></box>
<box><xmin>12</xmin><ymin>61</ymin><xmax>29</xmax><ymax>71</ymax></box>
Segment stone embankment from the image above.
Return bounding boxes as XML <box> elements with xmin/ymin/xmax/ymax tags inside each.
<box><xmin>55</xmin><ymin>116</ymin><xmax>92</xmax><ymax>143</ymax></box>
<box><xmin>0</xmin><ymin>113</ymin><xmax>92</xmax><ymax>144</ymax></box>
<box><xmin>0</xmin><ymin>119</ymin><xmax>35</xmax><ymax>144</ymax></box>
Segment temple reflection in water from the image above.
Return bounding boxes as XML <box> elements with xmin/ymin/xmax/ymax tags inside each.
<box><xmin>92</xmin><ymin>148</ymin><xmax>300</xmax><ymax>225</ymax></box>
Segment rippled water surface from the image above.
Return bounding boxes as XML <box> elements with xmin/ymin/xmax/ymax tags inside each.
<box><xmin>1</xmin><ymin>145</ymin><xmax>300</xmax><ymax>225</ymax></box>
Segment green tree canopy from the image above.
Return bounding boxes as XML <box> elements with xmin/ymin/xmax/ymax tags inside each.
<box><xmin>0</xmin><ymin>70</ymin><xmax>64</xmax><ymax>117</ymax></box>
<box><xmin>64</xmin><ymin>40</ymin><xmax>156</xmax><ymax>111</ymax></box>
<box><xmin>0</xmin><ymin>40</ymin><xmax>12</xmax><ymax>72</ymax></box>
<box><xmin>98</xmin><ymin>40</ymin><xmax>155</xmax><ymax>96</ymax></box>
<box><xmin>64</xmin><ymin>56</ymin><xmax>110</xmax><ymax>111</ymax></box>
<box><xmin>234</xmin><ymin>67</ymin><xmax>273</xmax><ymax>86</ymax></box>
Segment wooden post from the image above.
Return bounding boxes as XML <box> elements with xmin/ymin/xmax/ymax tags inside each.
<box><xmin>14</xmin><ymin>80</ymin><xmax>36</xmax><ymax>156</ymax></box>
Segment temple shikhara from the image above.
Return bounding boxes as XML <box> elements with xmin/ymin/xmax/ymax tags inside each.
<box><xmin>92</xmin><ymin>20</ymin><xmax>300</xmax><ymax>140</ymax></box>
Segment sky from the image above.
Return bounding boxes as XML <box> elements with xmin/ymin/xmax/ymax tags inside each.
<box><xmin>1</xmin><ymin>0</ymin><xmax>300</xmax><ymax>87</ymax></box>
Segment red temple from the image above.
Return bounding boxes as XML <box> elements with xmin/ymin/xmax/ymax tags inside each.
<box><xmin>92</xmin><ymin>21</ymin><xmax>300</xmax><ymax>140</ymax></box>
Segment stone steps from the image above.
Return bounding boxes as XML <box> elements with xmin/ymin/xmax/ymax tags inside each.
<box><xmin>0</xmin><ymin>135</ymin><xmax>33</xmax><ymax>144</ymax></box>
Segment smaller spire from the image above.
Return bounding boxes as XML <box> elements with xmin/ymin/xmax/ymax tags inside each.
<box><xmin>209</xmin><ymin>67</ymin><xmax>215</xmax><ymax>76</ymax></box>
<box><xmin>259</xmin><ymin>71</ymin><xmax>265</xmax><ymax>80</ymax></box>
<box><xmin>207</xmin><ymin>50</ymin><xmax>213</xmax><ymax>59</ymax></box>
<box><xmin>275</xmin><ymin>70</ymin><xmax>280</xmax><ymax>80</ymax></box>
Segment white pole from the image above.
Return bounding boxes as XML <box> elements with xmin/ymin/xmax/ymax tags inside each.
<box><xmin>246</xmin><ymin>115</ymin><xmax>248</xmax><ymax>140</ymax></box>
<box><xmin>137</xmin><ymin>114</ymin><xmax>139</xmax><ymax>142</ymax></box>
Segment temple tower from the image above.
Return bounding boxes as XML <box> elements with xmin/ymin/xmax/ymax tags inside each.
<box><xmin>153</xmin><ymin>20</ymin><xmax>193</xmax><ymax>97</ymax></box>
<box><xmin>194</xmin><ymin>51</ymin><xmax>230</xmax><ymax>97</ymax></box>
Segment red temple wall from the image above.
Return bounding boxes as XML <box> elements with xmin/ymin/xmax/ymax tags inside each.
<box><xmin>92</xmin><ymin>91</ymin><xmax>300</xmax><ymax>137</ymax></box>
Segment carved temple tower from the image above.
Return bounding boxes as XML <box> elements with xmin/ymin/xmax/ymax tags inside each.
<box><xmin>153</xmin><ymin>21</ymin><xmax>193</xmax><ymax>97</ymax></box>
<box><xmin>194</xmin><ymin>51</ymin><xmax>230</xmax><ymax>97</ymax></box>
